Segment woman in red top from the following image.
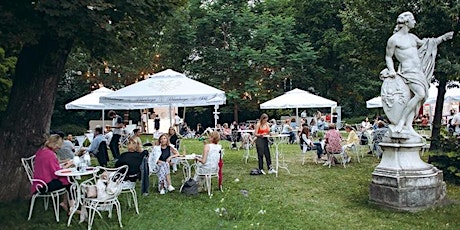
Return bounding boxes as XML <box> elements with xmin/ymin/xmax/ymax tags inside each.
<box><xmin>254</xmin><ymin>113</ymin><xmax>276</xmax><ymax>174</ymax></box>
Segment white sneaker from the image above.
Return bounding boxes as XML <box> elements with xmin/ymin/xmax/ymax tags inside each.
<box><xmin>167</xmin><ymin>185</ymin><xmax>175</xmax><ymax>192</ymax></box>
<box><xmin>159</xmin><ymin>189</ymin><xmax>165</xmax><ymax>195</ymax></box>
<box><xmin>260</xmin><ymin>169</ymin><xmax>266</xmax><ymax>175</ymax></box>
<box><xmin>268</xmin><ymin>168</ymin><xmax>277</xmax><ymax>174</ymax></box>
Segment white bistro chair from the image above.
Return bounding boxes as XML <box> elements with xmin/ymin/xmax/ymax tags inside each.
<box><xmin>80</xmin><ymin>165</ymin><xmax>128</xmax><ymax>230</ymax></box>
<box><xmin>21</xmin><ymin>155</ymin><xmax>67</xmax><ymax>222</ymax></box>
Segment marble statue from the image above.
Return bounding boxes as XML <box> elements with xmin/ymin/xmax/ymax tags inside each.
<box><xmin>381</xmin><ymin>11</ymin><xmax>453</xmax><ymax>142</ymax></box>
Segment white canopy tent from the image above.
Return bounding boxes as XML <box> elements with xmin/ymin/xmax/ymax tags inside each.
<box><xmin>366</xmin><ymin>96</ymin><xmax>383</xmax><ymax>109</ymax></box>
<box><xmin>65</xmin><ymin>87</ymin><xmax>151</xmax><ymax>132</ymax></box>
<box><xmin>260</xmin><ymin>88</ymin><xmax>337</xmax><ymax>125</ymax></box>
<box><xmin>367</xmin><ymin>83</ymin><xmax>460</xmax><ymax>108</ymax></box>
<box><xmin>66</xmin><ymin>87</ymin><xmax>123</xmax><ymax>110</ymax></box>
<box><xmin>100</xmin><ymin>69</ymin><xmax>226</xmax><ymax>127</ymax></box>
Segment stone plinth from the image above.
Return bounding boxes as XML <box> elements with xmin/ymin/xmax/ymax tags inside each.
<box><xmin>369</xmin><ymin>142</ymin><xmax>446</xmax><ymax>212</ymax></box>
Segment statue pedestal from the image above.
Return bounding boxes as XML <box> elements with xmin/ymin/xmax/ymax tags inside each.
<box><xmin>369</xmin><ymin>142</ymin><xmax>446</xmax><ymax>212</ymax></box>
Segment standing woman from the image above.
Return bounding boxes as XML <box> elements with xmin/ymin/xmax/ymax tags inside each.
<box><xmin>254</xmin><ymin>113</ymin><xmax>276</xmax><ymax>175</ymax></box>
<box><xmin>154</xmin><ymin>114</ymin><xmax>161</xmax><ymax>132</ymax></box>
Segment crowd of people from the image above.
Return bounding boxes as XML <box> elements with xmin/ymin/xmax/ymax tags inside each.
<box><xmin>32</xmin><ymin>107</ymin><xmax>411</xmax><ymax>214</ymax></box>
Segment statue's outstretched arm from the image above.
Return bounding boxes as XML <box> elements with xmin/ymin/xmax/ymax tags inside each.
<box><xmin>436</xmin><ymin>31</ymin><xmax>454</xmax><ymax>45</ymax></box>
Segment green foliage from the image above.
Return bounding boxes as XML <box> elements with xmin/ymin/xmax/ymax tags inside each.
<box><xmin>51</xmin><ymin>124</ymin><xmax>87</xmax><ymax>136</ymax></box>
<box><xmin>429</xmin><ymin>133</ymin><xmax>460</xmax><ymax>184</ymax></box>
<box><xmin>0</xmin><ymin>48</ymin><xmax>16</xmax><ymax>111</ymax></box>
<box><xmin>185</xmin><ymin>0</ymin><xmax>317</xmax><ymax>117</ymax></box>
<box><xmin>429</xmin><ymin>151</ymin><xmax>460</xmax><ymax>185</ymax></box>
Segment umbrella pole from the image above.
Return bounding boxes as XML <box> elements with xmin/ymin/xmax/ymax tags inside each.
<box><xmin>169</xmin><ymin>104</ymin><xmax>173</xmax><ymax>128</ymax></box>
<box><xmin>296</xmin><ymin>107</ymin><xmax>299</xmax><ymax>126</ymax></box>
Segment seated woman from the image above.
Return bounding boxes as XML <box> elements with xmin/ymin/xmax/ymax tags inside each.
<box><xmin>299</xmin><ymin>126</ymin><xmax>323</xmax><ymax>162</ymax></box>
<box><xmin>195</xmin><ymin>123</ymin><xmax>205</xmax><ymax>138</ymax></box>
<box><xmin>324</xmin><ymin>123</ymin><xmax>343</xmax><ymax>166</ymax></box>
<box><xmin>221</xmin><ymin>123</ymin><xmax>236</xmax><ymax>149</ymax></box>
<box><xmin>168</xmin><ymin>127</ymin><xmax>181</xmax><ymax>150</ymax></box>
<box><xmin>32</xmin><ymin>134</ymin><xmax>74</xmax><ymax>212</ymax></box>
<box><xmin>372</xmin><ymin>121</ymin><xmax>388</xmax><ymax>158</ymax></box>
<box><xmin>115</xmin><ymin>137</ymin><xmax>148</xmax><ymax>182</ymax></box>
<box><xmin>281</xmin><ymin>119</ymin><xmax>296</xmax><ymax>144</ymax></box>
<box><xmin>194</xmin><ymin>131</ymin><xmax>222</xmax><ymax>181</ymax></box>
<box><xmin>341</xmin><ymin>125</ymin><xmax>359</xmax><ymax>162</ymax></box>
<box><xmin>148</xmin><ymin>133</ymin><xmax>180</xmax><ymax>195</ymax></box>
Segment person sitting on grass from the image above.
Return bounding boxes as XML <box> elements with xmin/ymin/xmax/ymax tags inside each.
<box><xmin>148</xmin><ymin>133</ymin><xmax>180</xmax><ymax>195</ymax></box>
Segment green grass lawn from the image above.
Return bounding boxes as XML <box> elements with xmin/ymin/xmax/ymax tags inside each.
<box><xmin>2</xmin><ymin>138</ymin><xmax>460</xmax><ymax>230</ymax></box>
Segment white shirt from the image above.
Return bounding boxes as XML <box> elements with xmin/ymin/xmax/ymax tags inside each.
<box><xmin>451</xmin><ymin>113</ymin><xmax>460</xmax><ymax>134</ymax></box>
<box><xmin>174</xmin><ymin>115</ymin><xmax>181</xmax><ymax>125</ymax></box>
<box><xmin>112</xmin><ymin>115</ymin><xmax>122</xmax><ymax>135</ymax></box>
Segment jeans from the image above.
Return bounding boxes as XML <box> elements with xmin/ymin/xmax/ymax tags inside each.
<box><xmin>313</xmin><ymin>142</ymin><xmax>323</xmax><ymax>158</ymax></box>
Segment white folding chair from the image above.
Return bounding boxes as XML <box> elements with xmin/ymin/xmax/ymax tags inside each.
<box><xmin>21</xmin><ymin>155</ymin><xmax>67</xmax><ymax>222</ymax></box>
<box><xmin>120</xmin><ymin>125</ymin><xmax>137</xmax><ymax>147</ymax></box>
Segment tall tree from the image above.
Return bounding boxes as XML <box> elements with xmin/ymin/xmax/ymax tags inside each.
<box><xmin>0</xmin><ymin>0</ymin><xmax>184</xmax><ymax>201</ymax></box>
<box><xmin>186</xmin><ymin>0</ymin><xmax>317</xmax><ymax>121</ymax></box>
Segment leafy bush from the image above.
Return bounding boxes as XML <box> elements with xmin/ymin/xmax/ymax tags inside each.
<box><xmin>52</xmin><ymin>124</ymin><xmax>87</xmax><ymax>136</ymax></box>
<box><xmin>428</xmin><ymin>134</ymin><xmax>460</xmax><ymax>184</ymax></box>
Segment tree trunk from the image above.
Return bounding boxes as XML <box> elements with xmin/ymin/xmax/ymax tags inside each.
<box><xmin>233</xmin><ymin>102</ymin><xmax>239</xmax><ymax>123</ymax></box>
<box><xmin>430</xmin><ymin>78</ymin><xmax>447</xmax><ymax>151</ymax></box>
<box><xmin>0</xmin><ymin>36</ymin><xmax>73</xmax><ymax>201</ymax></box>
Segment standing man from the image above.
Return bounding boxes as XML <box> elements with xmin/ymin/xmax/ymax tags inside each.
<box><xmin>108</xmin><ymin>110</ymin><xmax>123</xmax><ymax>161</ymax></box>
<box><xmin>173</xmin><ymin>113</ymin><xmax>181</xmax><ymax>131</ymax></box>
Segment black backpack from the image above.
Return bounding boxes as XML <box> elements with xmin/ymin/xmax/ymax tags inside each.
<box><xmin>181</xmin><ymin>179</ymin><xmax>199</xmax><ymax>195</ymax></box>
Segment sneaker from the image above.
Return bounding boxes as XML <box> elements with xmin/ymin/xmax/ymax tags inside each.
<box><xmin>260</xmin><ymin>169</ymin><xmax>266</xmax><ymax>175</ymax></box>
<box><xmin>159</xmin><ymin>189</ymin><xmax>165</xmax><ymax>195</ymax></box>
<box><xmin>167</xmin><ymin>185</ymin><xmax>175</xmax><ymax>192</ymax></box>
<box><xmin>268</xmin><ymin>168</ymin><xmax>277</xmax><ymax>174</ymax></box>
<box><xmin>142</xmin><ymin>193</ymin><xmax>149</xmax><ymax>197</ymax></box>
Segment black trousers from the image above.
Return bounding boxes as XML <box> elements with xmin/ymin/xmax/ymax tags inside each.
<box><xmin>256</xmin><ymin>137</ymin><xmax>272</xmax><ymax>170</ymax></box>
<box><xmin>109</xmin><ymin>134</ymin><xmax>121</xmax><ymax>159</ymax></box>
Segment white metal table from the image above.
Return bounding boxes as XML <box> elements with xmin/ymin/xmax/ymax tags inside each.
<box><xmin>55</xmin><ymin>167</ymin><xmax>99</xmax><ymax>226</ymax></box>
<box><xmin>265</xmin><ymin>134</ymin><xmax>290</xmax><ymax>177</ymax></box>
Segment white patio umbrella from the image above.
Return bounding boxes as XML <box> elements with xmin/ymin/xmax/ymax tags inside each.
<box><xmin>260</xmin><ymin>88</ymin><xmax>337</xmax><ymax>124</ymax></box>
<box><xmin>100</xmin><ymin>69</ymin><xmax>226</xmax><ymax>127</ymax></box>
